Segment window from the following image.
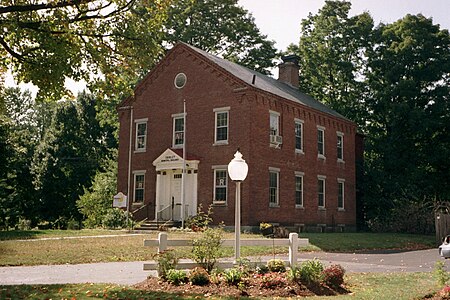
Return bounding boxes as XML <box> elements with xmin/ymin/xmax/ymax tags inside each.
<box><xmin>295</xmin><ymin>119</ymin><xmax>303</xmax><ymax>153</ymax></box>
<box><xmin>317</xmin><ymin>126</ymin><xmax>325</xmax><ymax>157</ymax></box>
<box><xmin>337</xmin><ymin>132</ymin><xmax>344</xmax><ymax>161</ymax></box>
<box><xmin>338</xmin><ymin>179</ymin><xmax>345</xmax><ymax>210</ymax></box>
<box><xmin>213</xmin><ymin>169</ymin><xmax>227</xmax><ymax>204</ymax></box>
<box><xmin>133</xmin><ymin>172</ymin><xmax>145</xmax><ymax>203</ymax></box>
<box><xmin>318</xmin><ymin>176</ymin><xmax>326</xmax><ymax>208</ymax></box>
<box><xmin>214</xmin><ymin>107</ymin><xmax>229</xmax><ymax>144</ymax></box>
<box><xmin>135</xmin><ymin>119</ymin><xmax>147</xmax><ymax>151</ymax></box>
<box><xmin>269</xmin><ymin>168</ymin><xmax>279</xmax><ymax>206</ymax></box>
<box><xmin>295</xmin><ymin>172</ymin><xmax>304</xmax><ymax>207</ymax></box>
<box><xmin>270</xmin><ymin>111</ymin><xmax>280</xmax><ymax>136</ymax></box>
<box><xmin>172</xmin><ymin>114</ymin><xmax>184</xmax><ymax>148</ymax></box>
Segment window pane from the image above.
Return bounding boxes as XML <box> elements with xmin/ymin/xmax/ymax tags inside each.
<box><xmin>295</xmin><ymin>122</ymin><xmax>302</xmax><ymax>150</ymax></box>
<box><xmin>215</xmin><ymin>187</ymin><xmax>227</xmax><ymax>201</ymax></box>
<box><xmin>318</xmin><ymin>179</ymin><xmax>325</xmax><ymax>207</ymax></box>
<box><xmin>318</xmin><ymin>130</ymin><xmax>324</xmax><ymax>155</ymax></box>
<box><xmin>337</xmin><ymin>135</ymin><xmax>343</xmax><ymax>159</ymax></box>
<box><xmin>174</xmin><ymin>117</ymin><xmax>184</xmax><ymax>145</ymax></box>
<box><xmin>269</xmin><ymin>171</ymin><xmax>278</xmax><ymax>205</ymax></box>
<box><xmin>338</xmin><ymin>182</ymin><xmax>344</xmax><ymax>208</ymax></box>
<box><xmin>217</xmin><ymin>112</ymin><xmax>227</xmax><ymax>127</ymax></box>
<box><xmin>214</xmin><ymin>170</ymin><xmax>227</xmax><ymax>202</ymax></box>
<box><xmin>216</xmin><ymin>127</ymin><xmax>228</xmax><ymax>141</ymax></box>
<box><xmin>270</xmin><ymin>114</ymin><xmax>278</xmax><ymax>135</ymax></box>
<box><xmin>295</xmin><ymin>176</ymin><xmax>303</xmax><ymax>206</ymax></box>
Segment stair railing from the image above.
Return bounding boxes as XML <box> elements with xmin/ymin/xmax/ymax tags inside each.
<box><xmin>157</xmin><ymin>204</ymin><xmax>172</xmax><ymax>221</ymax></box>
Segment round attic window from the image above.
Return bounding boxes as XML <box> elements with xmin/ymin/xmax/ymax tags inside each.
<box><xmin>174</xmin><ymin>73</ymin><xmax>187</xmax><ymax>89</ymax></box>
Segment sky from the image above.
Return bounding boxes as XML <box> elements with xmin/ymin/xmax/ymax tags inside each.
<box><xmin>238</xmin><ymin>0</ymin><xmax>450</xmax><ymax>51</ymax></box>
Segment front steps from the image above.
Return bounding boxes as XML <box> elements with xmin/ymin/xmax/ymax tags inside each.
<box><xmin>135</xmin><ymin>220</ymin><xmax>182</xmax><ymax>231</ymax></box>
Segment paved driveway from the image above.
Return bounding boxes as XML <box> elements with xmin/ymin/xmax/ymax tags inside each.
<box><xmin>0</xmin><ymin>249</ymin><xmax>448</xmax><ymax>286</ymax></box>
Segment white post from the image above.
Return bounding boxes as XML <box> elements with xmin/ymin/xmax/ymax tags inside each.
<box><xmin>289</xmin><ymin>232</ymin><xmax>298</xmax><ymax>267</ymax></box>
<box><xmin>181</xmin><ymin>100</ymin><xmax>186</xmax><ymax>228</ymax></box>
<box><xmin>126</xmin><ymin>107</ymin><xmax>134</xmax><ymax>226</ymax></box>
<box><xmin>234</xmin><ymin>181</ymin><xmax>241</xmax><ymax>261</ymax></box>
<box><xmin>158</xmin><ymin>232</ymin><xmax>168</xmax><ymax>253</ymax></box>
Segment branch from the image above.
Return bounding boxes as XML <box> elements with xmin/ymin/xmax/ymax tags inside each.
<box><xmin>0</xmin><ymin>0</ymin><xmax>93</xmax><ymax>14</ymax></box>
<box><xmin>0</xmin><ymin>35</ymin><xmax>24</xmax><ymax>61</ymax></box>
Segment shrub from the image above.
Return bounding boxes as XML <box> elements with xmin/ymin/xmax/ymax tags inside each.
<box><xmin>435</xmin><ymin>261</ymin><xmax>450</xmax><ymax>286</ymax></box>
<box><xmin>438</xmin><ymin>285</ymin><xmax>450</xmax><ymax>298</ymax></box>
<box><xmin>209</xmin><ymin>269</ymin><xmax>223</xmax><ymax>285</ymax></box>
<box><xmin>166</xmin><ymin>269</ymin><xmax>188</xmax><ymax>285</ymax></box>
<box><xmin>67</xmin><ymin>218</ymin><xmax>80</xmax><ymax>230</ymax></box>
<box><xmin>256</xmin><ymin>264</ymin><xmax>269</xmax><ymax>275</ymax></box>
<box><xmin>260</xmin><ymin>272</ymin><xmax>287</xmax><ymax>289</ymax></box>
<box><xmin>189</xmin><ymin>267</ymin><xmax>210</xmax><ymax>285</ymax></box>
<box><xmin>287</xmin><ymin>266</ymin><xmax>301</xmax><ymax>283</ymax></box>
<box><xmin>192</xmin><ymin>227</ymin><xmax>223</xmax><ymax>272</ymax></box>
<box><xmin>101</xmin><ymin>208</ymin><xmax>127</xmax><ymax>229</ymax></box>
<box><xmin>223</xmin><ymin>268</ymin><xmax>245</xmax><ymax>286</ymax></box>
<box><xmin>17</xmin><ymin>217</ymin><xmax>31</xmax><ymax>230</ymax></box>
<box><xmin>299</xmin><ymin>259</ymin><xmax>324</xmax><ymax>284</ymax></box>
<box><xmin>322</xmin><ymin>264</ymin><xmax>345</xmax><ymax>287</ymax></box>
<box><xmin>267</xmin><ymin>259</ymin><xmax>286</xmax><ymax>273</ymax></box>
<box><xmin>185</xmin><ymin>204</ymin><xmax>213</xmax><ymax>231</ymax></box>
<box><xmin>154</xmin><ymin>250</ymin><xmax>178</xmax><ymax>279</ymax></box>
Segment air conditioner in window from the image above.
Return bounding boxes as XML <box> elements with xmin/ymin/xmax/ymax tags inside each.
<box><xmin>270</xmin><ymin>135</ymin><xmax>283</xmax><ymax>145</ymax></box>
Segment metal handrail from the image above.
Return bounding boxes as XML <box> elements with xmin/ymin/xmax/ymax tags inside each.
<box><xmin>132</xmin><ymin>203</ymin><xmax>148</xmax><ymax>215</ymax></box>
<box><xmin>157</xmin><ymin>204</ymin><xmax>172</xmax><ymax>221</ymax></box>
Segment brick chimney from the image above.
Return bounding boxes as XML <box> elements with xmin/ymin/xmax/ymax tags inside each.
<box><xmin>278</xmin><ymin>55</ymin><xmax>300</xmax><ymax>88</ymax></box>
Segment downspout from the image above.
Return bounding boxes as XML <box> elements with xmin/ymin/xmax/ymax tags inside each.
<box><xmin>127</xmin><ymin>106</ymin><xmax>134</xmax><ymax>224</ymax></box>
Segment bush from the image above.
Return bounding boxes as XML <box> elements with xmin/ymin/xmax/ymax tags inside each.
<box><xmin>189</xmin><ymin>267</ymin><xmax>210</xmax><ymax>285</ymax></box>
<box><xmin>185</xmin><ymin>204</ymin><xmax>213</xmax><ymax>232</ymax></box>
<box><xmin>435</xmin><ymin>261</ymin><xmax>450</xmax><ymax>286</ymax></box>
<box><xmin>192</xmin><ymin>227</ymin><xmax>223</xmax><ymax>272</ymax></box>
<box><xmin>166</xmin><ymin>269</ymin><xmax>187</xmax><ymax>285</ymax></box>
<box><xmin>260</xmin><ymin>272</ymin><xmax>287</xmax><ymax>289</ymax></box>
<box><xmin>321</xmin><ymin>264</ymin><xmax>345</xmax><ymax>287</ymax></box>
<box><xmin>67</xmin><ymin>218</ymin><xmax>80</xmax><ymax>230</ymax></box>
<box><xmin>256</xmin><ymin>264</ymin><xmax>269</xmax><ymax>275</ymax></box>
<box><xmin>17</xmin><ymin>217</ymin><xmax>31</xmax><ymax>230</ymax></box>
<box><xmin>267</xmin><ymin>259</ymin><xmax>286</xmax><ymax>273</ymax></box>
<box><xmin>223</xmin><ymin>268</ymin><xmax>245</xmax><ymax>286</ymax></box>
<box><xmin>287</xmin><ymin>266</ymin><xmax>301</xmax><ymax>283</ymax></box>
<box><xmin>101</xmin><ymin>208</ymin><xmax>127</xmax><ymax>229</ymax></box>
<box><xmin>299</xmin><ymin>259</ymin><xmax>324</xmax><ymax>284</ymax></box>
<box><xmin>154</xmin><ymin>250</ymin><xmax>178</xmax><ymax>279</ymax></box>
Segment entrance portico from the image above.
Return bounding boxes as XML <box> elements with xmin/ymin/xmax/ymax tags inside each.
<box><xmin>153</xmin><ymin>148</ymin><xmax>199</xmax><ymax>221</ymax></box>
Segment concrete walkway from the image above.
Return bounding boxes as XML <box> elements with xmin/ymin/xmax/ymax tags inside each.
<box><xmin>1</xmin><ymin>249</ymin><xmax>449</xmax><ymax>286</ymax></box>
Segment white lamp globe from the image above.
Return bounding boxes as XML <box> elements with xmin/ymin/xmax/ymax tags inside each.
<box><xmin>228</xmin><ymin>151</ymin><xmax>248</xmax><ymax>182</ymax></box>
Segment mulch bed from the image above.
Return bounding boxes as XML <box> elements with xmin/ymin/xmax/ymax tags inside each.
<box><xmin>134</xmin><ymin>275</ymin><xmax>350</xmax><ymax>298</ymax></box>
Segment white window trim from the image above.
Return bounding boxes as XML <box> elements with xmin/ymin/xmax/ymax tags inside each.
<box><xmin>269</xmin><ymin>111</ymin><xmax>281</xmax><ymax>148</ymax></box>
<box><xmin>317</xmin><ymin>125</ymin><xmax>326</xmax><ymax>159</ymax></box>
<box><xmin>338</xmin><ymin>178</ymin><xmax>345</xmax><ymax>211</ymax></box>
<box><xmin>318</xmin><ymin>175</ymin><xmax>326</xmax><ymax>209</ymax></box>
<box><xmin>295</xmin><ymin>171</ymin><xmax>304</xmax><ymax>208</ymax></box>
<box><xmin>213</xmin><ymin>107</ymin><xmax>230</xmax><ymax>145</ymax></box>
<box><xmin>295</xmin><ymin>119</ymin><xmax>304</xmax><ymax>154</ymax></box>
<box><xmin>269</xmin><ymin>168</ymin><xmax>280</xmax><ymax>207</ymax></box>
<box><xmin>212</xmin><ymin>167</ymin><xmax>228</xmax><ymax>205</ymax></box>
<box><xmin>337</xmin><ymin>131</ymin><xmax>345</xmax><ymax>163</ymax></box>
<box><xmin>172</xmin><ymin>113</ymin><xmax>185</xmax><ymax>149</ymax></box>
<box><xmin>134</xmin><ymin>118</ymin><xmax>148</xmax><ymax>152</ymax></box>
<box><xmin>133</xmin><ymin>170</ymin><xmax>146</xmax><ymax>203</ymax></box>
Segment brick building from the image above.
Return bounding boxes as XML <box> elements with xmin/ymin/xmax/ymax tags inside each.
<box><xmin>117</xmin><ymin>42</ymin><xmax>360</xmax><ymax>231</ymax></box>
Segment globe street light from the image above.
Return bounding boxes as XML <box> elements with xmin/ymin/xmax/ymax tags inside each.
<box><xmin>228</xmin><ymin>150</ymin><xmax>248</xmax><ymax>261</ymax></box>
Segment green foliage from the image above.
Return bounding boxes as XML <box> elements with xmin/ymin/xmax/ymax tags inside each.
<box><xmin>256</xmin><ymin>264</ymin><xmax>269</xmax><ymax>275</ymax></box>
<box><xmin>101</xmin><ymin>209</ymin><xmax>128</xmax><ymax>229</ymax></box>
<box><xmin>223</xmin><ymin>268</ymin><xmax>245</xmax><ymax>286</ymax></box>
<box><xmin>298</xmin><ymin>259</ymin><xmax>324</xmax><ymax>284</ymax></box>
<box><xmin>321</xmin><ymin>264</ymin><xmax>345</xmax><ymax>287</ymax></box>
<box><xmin>434</xmin><ymin>261</ymin><xmax>450</xmax><ymax>286</ymax></box>
<box><xmin>154</xmin><ymin>250</ymin><xmax>178</xmax><ymax>280</ymax></box>
<box><xmin>166</xmin><ymin>269</ymin><xmax>188</xmax><ymax>285</ymax></box>
<box><xmin>185</xmin><ymin>204</ymin><xmax>213</xmax><ymax>232</ymax></box>
<box><xmin>66</xmin><ymin>219</ymin><xmax>81</xmax><ymax>230</ymax></box>
<box><xmin>188</xmin><ymin>267</ymin><xmax>210</xmax><ymax>286</ymax></box>
<box><xmin>164</xmin><ymin>0</ymin><xmax>278</xmax><ymax>74</ymax></box>
<box><xmin>259</xmin><ymin>272</ymin><xmax>287</xmax><ymax>289</ymax></box>
<box><xmin>192</xmin><ymin>227</ymin><xmax>224</xmax><ymax>272</ymax></box>
<box><xmin>77</xmin><ymin>156</ymin><xmax>118</xmax><ymax>228</ymax></box>
<box><xmin>267</xmin><ymin>259</ymin><xmax>286</xmax><ymax>273</ymax></box>
<box><xmin>17</xmin><ymin>217</ymin><xmax>31</xmax><ymax>231</ymax></box>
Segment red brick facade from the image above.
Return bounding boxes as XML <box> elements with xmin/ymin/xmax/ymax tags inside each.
<box><xmin>117</xmin><ymin>43</ymin><xmax>358</xmax><ymax>231</ymax></box>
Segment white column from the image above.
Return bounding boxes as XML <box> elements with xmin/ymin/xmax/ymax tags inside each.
<box><xmin>155</xmin><ymin>172</ymin><xmax>161</xmax><ymax>220</ymax></box>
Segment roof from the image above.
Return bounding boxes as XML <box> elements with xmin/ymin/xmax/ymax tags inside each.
<box><xmin>181</xmin><ymin>42</ymin><xmax>348</xmax><ymax>120</ymax></box>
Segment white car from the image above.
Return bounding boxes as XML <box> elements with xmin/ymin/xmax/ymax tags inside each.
<box><xmin>439</xmin><ymin>236</ymin><xmax>450</xmax><ymax>259</ymax></box>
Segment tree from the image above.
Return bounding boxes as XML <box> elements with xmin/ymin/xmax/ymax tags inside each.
<box><xmin>361</xmin><ymin>14</ymin><xmax>450</xmax><ymax>232</ymax></box>
<box><xmin>31</xmin><ymin>92</ymin><xmax>111</xmax><ymax>224</ymax></box>
<box><xmin>0</xmin><ymin>0</ymin><xmax>170</xmax><ymax>100</ymax></box>
<box><xmin>77</xmin><ymin>154</ymin><xmax>118</xmax><ymax>228</ymax></box>
<box><xmin>291</xmin><ymin>0</ymin><xmax>373</xmax><ymax>126</ymax></box>
<box><xmin>164</xmin><ymin>0</ymin><xmax>278</xmax><ymax>74</ymax></box>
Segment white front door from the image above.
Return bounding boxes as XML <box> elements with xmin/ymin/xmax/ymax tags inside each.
<box><xmin>170</xmin><ymin>172</ymin><xmax>182</xmax><ymax>221</ymax></box>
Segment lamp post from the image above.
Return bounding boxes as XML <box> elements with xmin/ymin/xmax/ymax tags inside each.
<box><xmin>228</xmin><ymin>150</ymin><xmax>248</xmax><ymax>262</ymax></box>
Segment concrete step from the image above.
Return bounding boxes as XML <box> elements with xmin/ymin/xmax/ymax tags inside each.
<box><xmin>135</xmin><ymin>220</ymin><xmax>181</xmax><ymax>231</ymax></box>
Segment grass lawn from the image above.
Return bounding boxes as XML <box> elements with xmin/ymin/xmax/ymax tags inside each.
<box><xmin>0</xmin><ymin>230</ymin><xmax>436</xmax><ymax>266</ymax></box>
<box><xmin>0</xmin><ymin>272</ymin><xmax>439</xmax><ymax>299</ymax></box>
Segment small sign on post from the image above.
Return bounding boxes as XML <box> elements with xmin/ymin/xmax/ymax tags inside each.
<box><xmin>113</xmin><ymin>192</ymin><xmax>128</xmax><ymax>208</ymax></box>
